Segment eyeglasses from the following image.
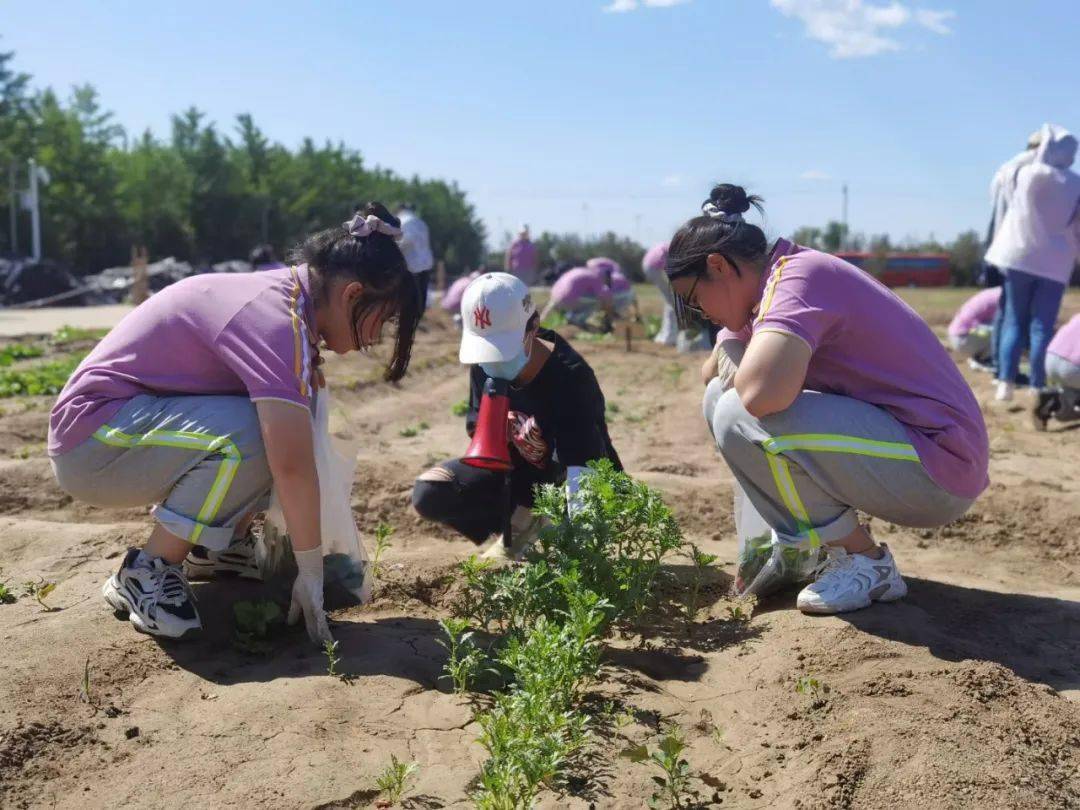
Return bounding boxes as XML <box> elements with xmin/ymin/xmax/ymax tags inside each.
<box><xmin>670</xmin><ymin>252</ymin><xmax>735</xmax><ymax>328</ymax></box>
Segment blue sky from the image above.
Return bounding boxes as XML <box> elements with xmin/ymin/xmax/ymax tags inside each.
<box><xmin>4</xmin><ymin>0</ymin><xmax>1078</xmax><ymax>249</ymax></box>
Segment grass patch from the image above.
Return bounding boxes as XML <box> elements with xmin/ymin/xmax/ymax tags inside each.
<box><xmin>399</xmin><ymin>420</ymin><xmax>430</xmax><ymax>438</ymax></box>
<box><xmin>0</xmin><ymin>343</ymin><xmax>45</xmax><ymax>366</ymax></box>
<box><xmin>51</xmin><ymin>325</ymin><xmax>108</xmax><ymax>347</ymax></box>
<box><xmin>0</xmin><ymin>352</ymin><xmax>86</xmax><ymax>397</ymax></box>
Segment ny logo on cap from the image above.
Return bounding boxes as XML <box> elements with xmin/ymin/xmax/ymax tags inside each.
<box><xmin>473</xmin><ymin>304</ymin><xmax>492</xmax><ymax>330</ymax></box>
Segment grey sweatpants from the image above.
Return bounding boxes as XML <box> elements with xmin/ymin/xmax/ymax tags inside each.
<box><xmin>703</xmin><ymin>376</ymin><xmax>973</xmax><ymax>546</ymax></box>
<box><xmin>949</xmin><ymin>327</ymin><xmax>992</xmax><ymax>363</ymax></box>
<box><xmin>1046</xmin><ymin>353</ymin><xmax>1080</xmax><ymax>390</ymax></box>
<box><xmin>51</xmin><ymin>394</ymin><xmax>272</xmax><ymax>551</ymax></box>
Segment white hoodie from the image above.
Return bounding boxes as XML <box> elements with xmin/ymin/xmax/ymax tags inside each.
<box><xmin>985</xmin><ymin>123</ymin><xmax>1080</xmax><ymax>285</ymax></box>
<box><xmin>397</xmin><ymin>209</ymin><xmax>434</xmax><ymax>275</ymax></box>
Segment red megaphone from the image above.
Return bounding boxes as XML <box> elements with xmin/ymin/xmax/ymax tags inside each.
<box><xmin>462</xmin><ymin>377</ymin><xmax>513</xmax><ymax>472</ymax></box>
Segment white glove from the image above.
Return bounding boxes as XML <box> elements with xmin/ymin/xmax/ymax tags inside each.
<box><xmin>287</xmin><ymin>547</ymin><xmax>334</xmax><ymax>645</ymax></box>
<box><xmin>566</xmin><ymin>465</ymin><xmax>589</xmax><ymax>517</ymax></box>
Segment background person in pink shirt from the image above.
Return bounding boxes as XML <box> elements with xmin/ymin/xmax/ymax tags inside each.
<box><xmin>441</xmin><ymin>268</ymin><xmax>484</xmax><ymax>327</ymax></box>
<box><xmin>539</xmin><ymin>265</ymin><xmax>614</xmax><ymax>327</ymax></box>
<box><xmin>947</xmin><ymin>287</ymin><xmax>1001</xmax><ymax>369</ymax></box>
<box><xmin>1034</xmin><ymin>314</ymin><xmax>1080</xmax><ymax>428</ymax></box>
<box><xmin>48</xmin><ymin>203</ymin><xmax>420</xmax><ymax>643</ymax></box>
<box><xmin>667</xmin><ymin>184</ymin><xmax>988</xmax><ymax>615</ymax></box>
<box><xmin>505</xmin><ymin>225</ymin><xmax>539</xmax><ymax>286</ymax></box>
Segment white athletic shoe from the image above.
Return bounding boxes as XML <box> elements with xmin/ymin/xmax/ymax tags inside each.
<box><xmin>796</xmin><ymin>543</ymin><xmax>907</xmax><ymax>615</ymax></box>
<box><xmin>183</xmin><ymin>531</ymin><xmax>263</xmax><ymax>581</ymax></box>
<box><xmin>103</xmin><ymin>549</ymin><xmax>202</xmax><ymax>639</ymax></box>
<box><xmin>481</xmin><ymin>507</ymin><xmax>547</xmax><ymax>562</ymax></box>
<box><xmin>995</xmin><ymin>381</ymin><xmax>1015</xmax><ymax>402</ymax></box>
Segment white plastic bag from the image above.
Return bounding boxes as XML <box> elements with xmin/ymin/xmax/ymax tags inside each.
<box><xmin>264</xmin><ymin>387</ymin><xmax>373</xmax><ymax>606</ymax></box>
<box><xmin>733</xmin><ymin>481</ymin><xmax>823</xmax><ymax>597</ymax></box>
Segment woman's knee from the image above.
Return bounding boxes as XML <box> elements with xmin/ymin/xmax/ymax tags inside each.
<box><xmin>704</xmin><ymin>387</ymin><xmax>751</xmax><ymax>450</ymax></box>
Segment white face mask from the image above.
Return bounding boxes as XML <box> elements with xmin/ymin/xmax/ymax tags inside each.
<box><xmin>480</xmin><ymin>347</ymin><xmax>530</xmax><ymax>381</ymax></box>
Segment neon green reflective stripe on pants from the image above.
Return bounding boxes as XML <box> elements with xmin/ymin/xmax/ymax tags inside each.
<box><xmin>92</xmin><ymin>425</ymin><xmax>242</xmax><ymax>544</ymax></box>
<box><xmin>761</xmin><ymin>432</ymin><xmax>920</xmax><ymax>548</ymax></box>
<box><xmin>762</xmin><ymin>433</ymin><xmax>920</xmax><ymax>462</ymax></box>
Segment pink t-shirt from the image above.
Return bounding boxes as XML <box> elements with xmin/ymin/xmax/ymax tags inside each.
<box><xmin>1048</xmin><ymin>314</ymin><xmax>1080</xmax><ymax>366</ymax></box>
<box><xmin>442</xmin><ymin>271</ymin><xmax>480</xmax><ymax>312</ymax></box>
<box><xmin>587</xmin><ymin>257</ymin><xmax>620</xmax><ymax>275</ymax></box>
<box><xmin>48</xmin><ymin>265</ymin><xmax>318</xmax><ymax>456</ymax></box>
<box><xmin>551</xmin><ymin>267</ymin><xmax>613</xmax><ymax>307</ymax></box>
<box><xmin>642</xmin><ymin>242</ymin><xmax>669</xmax><ymax>274</ymax></box>
<box><xmin>947</xmin><ymin>288</ymin><xmax>1001</xmax><ymax>338</ymax></box>
<box><xmin>722</xmin><ymin>239</ymin><xmax>989</xmax><ymax>500</ymax></box>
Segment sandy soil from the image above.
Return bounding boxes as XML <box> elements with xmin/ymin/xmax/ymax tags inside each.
<box><xmin>0</xmin><ymin>288</ymin><xmax>1078</xmax><ymax>810</ymax></box>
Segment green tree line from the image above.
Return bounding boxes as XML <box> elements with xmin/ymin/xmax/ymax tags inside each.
<box><xmin>0</xmin><ymin>49</ymin><xmax>485</xmax><ymax>275</ymax></box>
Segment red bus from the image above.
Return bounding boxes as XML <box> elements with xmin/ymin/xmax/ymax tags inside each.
<box><xmin>834</xmin><ymin>252</ymin><xmax>951</xmax><ymax>288</ymax></box>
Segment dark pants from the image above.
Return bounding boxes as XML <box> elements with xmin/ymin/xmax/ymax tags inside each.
<box><xmin>412</xmin><ymin>458</ymin><xmax>558</xmax><ymax>543</ymax></box>
<box><xmin>414</xmin><ymin>270</ymin><xmax>431</xmax><ymax>317</ymax></box>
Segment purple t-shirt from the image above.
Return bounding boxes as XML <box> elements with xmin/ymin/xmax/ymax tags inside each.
<box><xmin>1048</xmin><ymin>313</ymin><xmax>1080</xmax><ymax>366</ymax></box>
<box><xmin>551</xmin><ymin>267</ymin><xmax>613</xmax><ymax>306</ymax></box>
<box><xmin>442</xmin><ymin>272</ymin><xmax>480</xmax><ymax>312</ymax></box>
<box><xmin>721</xmin><ymin>239</ymin><xmax>989</xmax><ymax>500</ymax></box>
<box><xmin>642</xmin><ymin>242</ymin><xmax>669</xmax><ymax>274</ymax></box>
<box><xmin>48</xmin><ymin>265</ymin><xmax>318</xmax><ymax>456</ymax></box>
<box><xmin>507</xmin><ymin>239</ymin><xmax>538</xmax><ymax>276</ymax></box>
<box><xmin>948</xmin><ymin>288</ymin><xmax>1001</xmax><ymax>337</ymax></box>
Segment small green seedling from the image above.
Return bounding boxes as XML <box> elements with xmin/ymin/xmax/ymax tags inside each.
<box><xmin>374</xmin><ymin>754</ymin><xmax>418</xmax><ymax>805</ymax></box>
<box><xmin>371</xmin><ymin>522</ymin><xmax>395</xmax><ymax>580</ymax></box>
<box><xmin>795</xmin><ymin>675</ymin><xmax>830</xmax><ymax>696</ymax></box>
<box><xmin>664</xmin><ymin>362</ymin><xmax>686</xmax><ymax>389</ymax></box>
<box><xmin>683</xmin><ymin>544</ymin><xmax>718</xmax><ymax>625</ymax></box>
<box><xmin>725</xmin><ymin>601</ymin><xmax>752</xmax><ymax>623</ymax></box>
<box><xmin>437</xmin><ymin>617</ymin><xmax>490</xmax><ymax>694</ymax></box>
<box><xmin>324</xmin><ymin>640</ymin><xmax>342</xmax><ymax>678</ymax></box>
<box><xmin>0</xmin><ymin>568</ymin><xmax>17</xmax><ymax>605</ymax></box>
<box><xmin>451</xmin><ymin>399</ymin><xmax>469</xmax><ymax>417</ymax></box>
<box><xmin>622</xmin><ymin>725</ymin><xmax>697</xmax><ymax>809</ymax></box>
<box><xmin>398</xmin><ymin>421</ymin><xmax>429</xmax><ymax>438</ymax></box>
<box><xmin>23</xmin><ymin>578</ymin><xmax>57</xmax><ymax>611</ymax></box>
<box><xmin>232</xmin><ymin>599</ymin><xmax>284</xmax><ymax>655</ymax></box>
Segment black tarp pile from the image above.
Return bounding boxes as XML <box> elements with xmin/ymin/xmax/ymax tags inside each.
<box><xmin>0</xmin><ymin>258</ymin><xmax>109</xmax><ymax>307</ymax></box>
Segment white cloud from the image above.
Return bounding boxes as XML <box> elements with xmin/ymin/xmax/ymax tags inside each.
<box><xmin>661</xmin><ymin>174</ymin><xmax>684</xmax><ymax>187</ymax></box>
<box><xmin>800</xmin><ymin>169</ymin><xmax>832</xmax><ymax>181</ymax></box>
<box><xmin>769</xmin><ymin>1</ymin><xmax>954</xmax><ymax>58</ymax></box>
<box><xmin>602</xmin><ymin>0</ymin><xmax>690</xmax><ymax>12</ymax></box>
<box><xmin>915</xmin><ymin>8</ymin><xmax>955</xmax><ymax>34</ymax></box>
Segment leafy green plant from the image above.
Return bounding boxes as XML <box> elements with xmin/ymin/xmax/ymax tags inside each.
<box><xmin>622</xmin><ymin>726</ymin><xmax>697</xmax><ymax>809</ymax></box>
<box><xmin>232</xmin><ymin>599</ymin><xmax>284</xmax><ymax>654</ymax></box>
<box><xmin>0</xmin><ymin>343</ymin><xmax>45</xmax><ymax>366</ymax></box>
<box><xmin>437</xmin><ymin>617</ymin><xmax>490</xmax><ymax>694</ymax></box>
<box><xmin>533</xmin><ymin>459</ymin><xmax>684</xmax><ymax>620</ymax></box>
<box><xmin>371</xmin><ymin>522</ymin><xmax>394</xmax><ymax>580</ymax></box>
<box><xmin>663</xmin><ymin>363</ymin><xmax>685</xmax><ymax>388</ymax></box>
<box><xmin>23</xmin><ymin>578</ymin><xmax>57</xmax><ymax>610</ymax></box>
<box><xmin>725</xmin><ymin>601</ymin><xmax>753</xmax><ymax>623</ymax></box>
<box><xmin>682</xmin><ymin>544</ymin><xmax>718</xmax><ymax>626</ymax></box>
<box><xmin>0</xmin><ymin>353</ymin><xmax>86</xmax><ymax>398</ymax></box>
<box><xmin>374</xmin><ymin>754</ymin><xmax>418</xmax><ymax>805</ymax></box>
<box><xmin>51</xmin><ymin>325</ymin><xmax>108</xmax><ymax>347</ymax></box>
<box><xmin>451</xmin><ymin>399</ymin><xmax>469</xmax><ymax>417</ymax></box>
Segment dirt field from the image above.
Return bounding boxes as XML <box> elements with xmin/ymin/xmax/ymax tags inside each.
<box><xmin>1</xmin><ymin>287</ymin><xmax>1078</xmax><ymax>810</ymax></box>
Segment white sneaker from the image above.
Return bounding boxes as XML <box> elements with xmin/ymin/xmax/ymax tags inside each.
<box><xmin>103</xmin><ymin>549</ymin><xmax>202</xmax><ymax>639</ymax></box>
<box><xmin>995</xmin><ymin>381</ymin><xmax>1014</xmax><ymax>402</ymax></box>
<box><xmin>481</xmin><ymin>506</ymin><xmax>547</xmax><ymax>562</ymax></box>
<box><xmin>796</xmin><ymin>543</ymin><xmax>907</xmax><ymax>615</ymax></box>
<box><xmin>183</xmin><ymin>531</ymin><xmax>263</xmax><ymax>581</ymax></box>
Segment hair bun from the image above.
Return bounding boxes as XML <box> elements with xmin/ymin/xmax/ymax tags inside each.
<box><xmin>708</xmin><ymin>184</ymin><xmax>751</xmax><ymax>215</ymax></box>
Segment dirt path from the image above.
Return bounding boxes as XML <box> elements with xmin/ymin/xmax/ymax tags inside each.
<box><xmin>1</xmin><ymin>292</ymin><xmax>1078</xmax><ymax>809</ymax></box>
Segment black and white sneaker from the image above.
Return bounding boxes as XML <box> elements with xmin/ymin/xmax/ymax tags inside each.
<box><xmin>102</xmin><ymin>549</ymin><xmax>202</xmax><ymax>639</ymax></box>
<box><xmin>182</xmin><ymin>531</ymin><xmax>264</xmax><ymax>581</ymax></box>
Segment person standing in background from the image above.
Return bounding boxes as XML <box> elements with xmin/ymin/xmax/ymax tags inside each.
<box><xmin>505</xmin><ymin>225</ymin><xmax>539</xmax><ymax>287</ymax></box>
<box><xmin>397</xmin><ymin>203</ymin><xmax>435</xmax><ymax>316</ymax></box>
<box><xmin>983</xmin><ymin>130</ymin><xmax>1041</xmax><ymax>372</ymax></box>
<box><xmin>985</xmin><ymin>124</ymin><xmax>1080</xmax><ymax>402</ymax></box>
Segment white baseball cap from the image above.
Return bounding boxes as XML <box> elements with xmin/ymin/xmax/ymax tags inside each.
<box><xmin>459</xmin><ymin>272</ymin><xmax>536</xmax><ymax>364</ymax></box>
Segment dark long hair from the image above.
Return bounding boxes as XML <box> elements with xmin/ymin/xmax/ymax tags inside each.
<box><xmin>666</xmin><ymin>184</ymin><xmax>768</xmax><ymax>281</ymax></box>
<box><xmin>290</xmin><ymin>202</ymin><xmax>419</xmax><ymax>382</ymax></box>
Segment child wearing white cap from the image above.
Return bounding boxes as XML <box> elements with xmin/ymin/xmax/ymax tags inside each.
<box><xmin>411</xmin><ymin>273</ymin><xmax>622</xmax><ymax>559</ymax></box>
